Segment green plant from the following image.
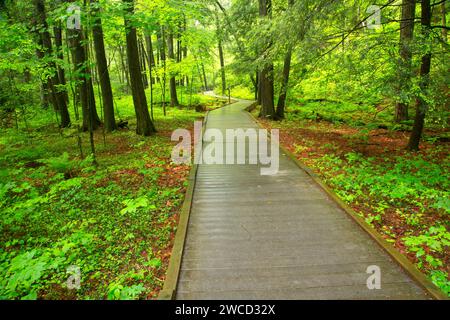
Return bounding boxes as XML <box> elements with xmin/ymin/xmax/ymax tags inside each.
<box><xmin>404</xmin><ymin>225</ymin><xmax>450</xmax><ymax>259</ymax></box>
<box><xmin>107</xmin><ymin>283</ymin><xmax>146</xmax><ymax>300</ymax></box>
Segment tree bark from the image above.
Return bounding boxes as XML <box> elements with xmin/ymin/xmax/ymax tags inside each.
<box><xmin>442</xmin><ymin>2</ymin><xmax>447</xmax><ymax>42</ymax></box>
<box><xmin>395</xmin><ymin>0</ymin><xmax>416</xmax><ymax>123</ymax></box>
<box><xmin>123</xmin><ymin>0</ymin><xmax>156</xmax><ymax>136</ymax></box>
<box><xmin>144</xmin><ymin>32</ymin><xmax>155</xmax><ymax>120</ymax></box>
<box><xmin>53</xmin><ymin>23</ymin><xmax>69</xmax><ymax>104</ymax></box>
<box><xmin>275</xmin><ymin>0</ymin><xmax>295</xmax><ymax>120</ymax></box>
<box><xmin>139</xmin><ymin>37</ymin><xmax>149</xmax><ymax>88</ymax></box>
<box><xmin>167</xmin><ymin>31</ymin><xmax>179</xmax><ymax>107</ymax></box>
<box><xmin>144</xmin><ymin>33</ymin><xmax>156</xmax><ymax>84</ymax></box>
<box><xmin>67</xmin><ymin>18</ymin><xmax>101</xmax><ymax>131</ymax></box>
<box><xmin>407</xmin><ymin>0</ymin><xmax>431</xmax><ymax>151</ymax></box>
<box><xmin>91</xmin><ymin>0</ymin><xmax>116</xmax><ymax>132</ymax></box>
<box><xmin>182</xmin><ymin>17</ymin><xmax>188</xmax><ymax>87</ymax></box>
<box><xmin>218</xmin><ymin>39</ymin><xmax>226</xmax><ymax>95</ymax></box>
<box><xmin>201</xmin><ymin>63</ymin><xmax>208</xmax><ymax>91</ymax></box>
<box><xmin>33</xmin><ymin>0</ymin><xmax>71</xmax><ymax>127</ymax></box>
<box><xmin>258</xmin><ymin>0</ymin><xmax>275</xmax><ymax>119</ymax></box>
<box><xmin>276</xmin><ymin>48</ymin><xmax>292</xmax><ymax>120</ymax></box>
<box><xmin>253</xmin><ymin>72</ymin><xmax>260</xmax><ymax>103</ymax></box>
<box><xmin>160</xmin><ymin>26</ymin><xmax>167</xmax><ymax>115</ymax></box>
<box><xmin>118</xmin><ymin>45</ymin><xmax>130</xmax><ymax>92</ymax></box>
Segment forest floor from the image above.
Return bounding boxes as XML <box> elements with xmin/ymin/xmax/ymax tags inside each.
<box><xmin>252</xmin><ymin>102</ymin><xmax>450</xmax><ymax>296</ymax></box>
<box><xmin>0</xmin><ymin>93</ymin><xmax>226</xmax><ymax>300</ymax></box>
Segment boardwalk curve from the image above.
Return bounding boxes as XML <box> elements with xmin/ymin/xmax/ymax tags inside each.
<box><xmin>174</xmin><ymin>99</ymin><xmax>431</xmax><ymax>300</ymax></box>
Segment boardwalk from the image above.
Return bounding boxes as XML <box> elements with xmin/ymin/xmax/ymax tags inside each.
<box><xmin>175</xmin><ymin>100</ymin><xmax>429</xmax><ymax>300</ymax></box>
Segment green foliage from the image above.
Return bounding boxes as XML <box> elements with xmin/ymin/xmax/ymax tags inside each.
<box><xmin>120</xmin><ymin>196</ymin><xmax>154</xmax><ymax>215</ymax></box>
<box><xmin>404</xmin><ymin>225</ymin><xmax>450</xmax><ymax>267</ymax></box>
<box><xmin>0</xmin><ymin>94</ymin><xmax>205</xmax><ymax>299</ymax></box>
<box><xmin>429</xmin><ymin>271</ymin><xmax>450</xmax><ymax>296</ymax></box>
<box><xmin>313</xmin><ymin>152</ymin><xmax>449</xmax><ymax>215</ymax></box>
<box><xmin>1</xmin><ymin>0</ymin><xmax>448</xmax><ymax>300</ymax></box>
<box><xmin>304</xmin><ymin>148</ymin><xmax>450</xmax><ymax>295</ymax></box>
<box><xmin>107</xmin><ymin>283</ymin><xmax>146</xmax><ymax>300</ymax></box>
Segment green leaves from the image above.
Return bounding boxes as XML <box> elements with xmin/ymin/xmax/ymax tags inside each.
<box><xmin>1</xmin><ymin>250</ymin><xmax>55</xmax><ymax>299</ymax></box>
<box><xmin>320</xmin><ymin>152</ymin><xmax>449</xmax><ymax>213</ymax></box>
<box><xmin>404</xmin><ymin>225</ymin><xmax>450</xmax><ymax>267</ymax></box>
<box><xmin>145</xmin><ymin>257</ymin><xmax>162</xmax><ymax>269</ymax></box>
<box><xmin>430</xmin><ymin>271</ymin><xmax>450</xmax><ymax>296</ymax></box>
<box><xmin>120</xmin><ymin>196</ymin><xmax>155</xmax><ymax>215</ymax></box>
<box><xmin>107</xmin><ymin>283</ymin><xmax>146</xmax><ymax>300</ymax></box>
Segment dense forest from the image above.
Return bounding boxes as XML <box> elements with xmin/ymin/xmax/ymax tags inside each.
<box><xmin>0</xmin><ymin>0</ymin><xmax>448</xmax><ymax>300</ymax></box>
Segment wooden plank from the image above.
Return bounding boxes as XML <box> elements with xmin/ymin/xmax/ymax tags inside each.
<box><xmin>169</xmin><ymin>99</ymin><xmax>443</xmax><ymax>300</ymax></box>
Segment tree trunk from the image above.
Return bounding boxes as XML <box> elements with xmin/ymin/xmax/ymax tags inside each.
<box><xmin>182</xmin><ymin>18</ymin><xmax>188</xmax><ymax>87</ymax></box>
<box><xmin>92</xmin><ymin>0</ymin><xmax>116</xmax><ymax>132</ymax></box>
<box><xmin>407</xmin><ymin>0</ymin><xmax>431</xmax><ymax>151</ymax></box>
<box><xmin>442</xmin><ymin>2</ymin><xmax>447</xmax><ymax>42</ymax></box>
<box><xmin>275</xmin><ymin>0</ymin><xmax>295</xmax><ymax>120</ymax></box>
<box><xmin>144</xmin><ymin>34</ymin><xmax>156</xmax><ymax>84</ymax></box>
<box><xmin>167</xmin><ymin>31</ymin><xmax>179</xmax><ymax>107</ymax></box>
<box><xmin>123</xmin><ymin>0</ymin><xmax>156</xmax><ymax>136</ymax></box>
<box><xmin>39</xmin><ymin>81</ymin><xmax>50</xmax><ymax>108</ymax></box>
<box><xmin>156</xmin><ymin>29</ymin><xmax>163</xmax><ymax>66</ymax></box>
<box><xmin>253</xmin><ymin>72</ymin><xmax>259</xmax><ymax>103</ymax></box>
<box><xmin>144</xmin><ymin>33</ymin><xmax>155</xmax><ymax>121</ymax></box>
<box><xmin>201</xmin><ymin>63</ymin><xmax>208</xmax><ymax>91</ymax></box>
<box><xmin>33</xmin><ymin>0</ymin><xmax>71</xmax><ymax>127</ymax></box>
<box><xmin>177</xmin><ymin>38</ymin><xmax>182</xmax><ymax>63</ymax></box>
<box><xmin>258</xmin><ymin>0</ymin><xmax>275</xmax><ymax>119</ymax></box>
<box><xmin>276</xmin><ymin>48</ymin><xmax>292</xmax><ymax>120</ymax></box>
<box><xmin>67</xmin><ymin>20</ymin><xmax>101</xmax><ymax>131</ymax></box>
<box><xmin>395</xmin><ymin>0</ymin><xmax>416</xmax><ymax>123</ymax></box>
<box><xmin>160</xmin><ymin>26</ymin><xmax>167</xmax><ymax>115</ymax></box>
<box><xmin>118</xmin><ymin>45</ymin><xmax>130</xmax><ymax>92</ymax></box>
<box><xmin>53</xmin><ymin>23</ymin><xmax>69</xmax><ymax>104</ymax></box>
<box><xmin>218</xmin><ymin>39</ymin><xmax>226</xmax><ymax>95</ymax></box>
<box><xmin>139</xmin><ymin>37</ymin><xmax>149</xmax><ymax>88</ymax></box>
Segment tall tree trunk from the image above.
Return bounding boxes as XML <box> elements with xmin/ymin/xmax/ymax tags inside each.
<box><xmin>91</xmin><ymin>0</ymin><xmax>116</xmax><ymax>132</ymax></box>
<box><xmin>39</xmin><ymin>81</ymin><xmax>50</xmax><ymax>108</ymax></box>
<box><xmin>201</xmin><ymin>63</ymin><xmax>208</xmax><ymax>91</ymax></box>
<box><xmin>156</xmin><ymin>29</ymin><xmax>163</xmax><ymax>66</ymax></box>
<box><xmin>34</xmin><ymin>33</ymin><xmax>51</xmax><ymax>109</ymax></box>
<box><xmin>167</xmin><ymin>31</ymin><xmax>179</xmax><ymax>107</ymax></box>
<box><xmin>182</xmin><ymin>17</ymin><xmax>188</xmax><ymax>87</ymax></box>
<box><xmin>144</xmin><ymin>33</ymin><xmax>156</xmax><ymax>84</ymax></box>
<box><xmin>275</xmin><ymin>48</ymin><xmax>292</xmax><ymax>120</ymax></box>
<box><xmin>218</xmin><ymin>39</ymin><xmax>226</xmax><ymax>95</ymax></box>
<box><xmin>442</xmin><ymin>2</ymin><xmax>447</xmax><ymax>42</ymax></box>
<box><xmin>177</xmin><ymin>38</ymin><xmax>182</xmax><ymax>63</ymax></box>
<box><xmin>253</xmin><ymin>72</ymin><xmax>259</xmax><ymax>103</ymax></box>
<box><xmin>407</xmin><ymin>0</ymin><xmax>431</xmax><ymax>151</ymax></box>
<box><xmin>123</xmin><ymin>0</ymin><xmax>156</xmax><ymax>136</ymax></box>
<box><xmin>183</xmin><ymin>48</ymin><xmax>189</xmax><ymax>87</ymax></box>
<box><xmin>395</xmin><ymin>0</ymin><xmax>416</xmax><ymax>123</ymax></box>
<box><xmin>144</xmin><ymin>32</ymin><xmax>155</xmax><ymax>121</ymax></box>
<box><xmin>67</xmin><ymin>17</ymin><xmax>101</xmax><ymax>131</ymax></box>
<box><xmin>176</xmin><ymin>25</ymin><xmax>182</xmax><ymax>86</ymax></box>
<box><xmin>33</xmin><ymin>0</ymin><xmax>71</xmax><ymax>127</ymax></box>
<box><xmin>118</xmin><ymin>45</ymin><xmax>130</xmax><ymax>92</ymax></box>
<box><xmin>275</xmin><ymin>0</ymin><xmax>295</xmax><ymax>120</ymax></box>
<box><xmin>53</xmin><ymin>23</ymin><xmax>69</xmax><ymax>104</ymax></box>
<box><xmin>258</xmin><ymin>0</ymin><xmax>275</xmax><ymax>119</ymax></box>
<box><xmin>139</xmin><ymin>37</ymin><xmax>149</xmax><ymax>88</ymax></box>
<box><xmin>159</xmin><ymin>26</ymin><xmax>167</xmax><ymax>115</ymax></box>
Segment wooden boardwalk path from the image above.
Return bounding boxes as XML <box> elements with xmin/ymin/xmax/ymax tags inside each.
<box><xmin>175</xmin><ymin>100</ymin><xmax>429</xmax><ymax>300</ymax></box>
